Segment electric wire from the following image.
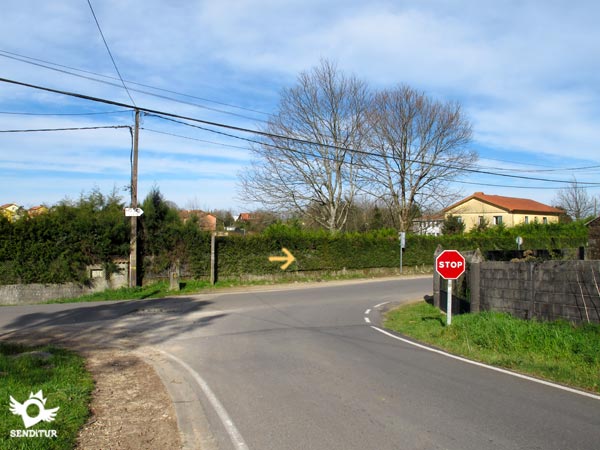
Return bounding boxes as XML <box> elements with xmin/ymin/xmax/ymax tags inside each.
<box><xmin>2</xmin><ymin>75</ymin><xmax>599</xmax><ymax>188</ymax></box>
<box><xmin>0</xmin><ymin>49</ymin><xmax>270</xmax><ymax>119</ymax></box>
<box><xmin>86</xmin><ymin>0</ymin><xmax>136</xmax><ymax>107</ymax></box>
<box><xmin>142</xmin><ymin>125</ymin><xmax>590</xmax><ymax>190</ymax></box>
<box><xmin>0</xmin><ymin>110</ymin><xmax>130</xmax><ymax>116</ymax></box>
<box><xmin>3</xmin><ymin>52</ymin><xmax>599</xmax><ymax>175</ymax></box>
<box><xmin>0</xmin><ymin>125</ymin><xmax>131</xmax><ymax>133</ymax></box>
<box><xmin>146</xmin><ymin>113</ymin><xmax>600</xmax><ymax>187</ymax></box>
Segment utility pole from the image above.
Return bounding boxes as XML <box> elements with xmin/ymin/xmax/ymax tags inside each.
<box><xmin>129</xmin><ymin>109</ymin><xmax>140</xmax><ymax>287</ymax></box>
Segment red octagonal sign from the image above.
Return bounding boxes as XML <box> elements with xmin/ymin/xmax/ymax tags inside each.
<box><xmin>436</xmin><ymin>250</ymin><xmax>466</xmax><ymax>280</ymax></box>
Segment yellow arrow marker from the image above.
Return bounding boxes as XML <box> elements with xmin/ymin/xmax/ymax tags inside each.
<box><xmin>268</xmin><ymin>248</ymin><xmax>296</xmax><ymax>270</ymax></box>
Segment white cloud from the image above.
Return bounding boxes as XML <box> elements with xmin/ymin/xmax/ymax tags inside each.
<box><xmin>1</xmin><ymin>0</ymin><xmax>599</xmax><ymax>208</ymax></box>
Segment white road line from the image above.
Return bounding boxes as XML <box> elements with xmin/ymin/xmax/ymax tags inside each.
<box><xmin>364</xmin><ymin>317</ymin><xmax>371</xmax><ymax>324</ymax></box>
<box><xmin>370</xmin><ymin>325</ymin><xmax>600</xmax><ymax>401</ymax></box>
<box><xmin>374</xmin><ymin>301</ymin><xmax>390</xmax><ymax>308</ymax></box>
<box><xmin>364</xmin><ymin>308</ymin><xmax>371</xmax><ymax>315</ymax></box>
<box><xmin>156</xmin><ymin>349</ymin><xmax>250</xmax><ymax>450</ymax></box>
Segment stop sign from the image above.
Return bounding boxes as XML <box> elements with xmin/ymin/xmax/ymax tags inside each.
<box><xmin>436</xmin><ymin>250</ymin><xmax>466</xmax><ymax>280</ymax></box>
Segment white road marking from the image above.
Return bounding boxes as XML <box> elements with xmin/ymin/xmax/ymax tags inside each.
<box><xmin>370</xmin><ymin>325</ymin><xmax>600</xmax><ymax>401</ymax></box>
<box><xmin>364</xmin><ymin>309</ymin><xmax>371</xmax><ymax>315</ymax></box>
<box><xmin>364</xmin><ymin>317</ymin><xmax>371</xmax><ymax>324</ymax></box>
<box><xmin>156</xmin><ymin>349</ymin><xmax>250</xmax><ymax>450</ymax></box>
<box><xmin>374</xmin><ymin>301</ymin><xmax>390</xmax><ymax>308</ymax></box>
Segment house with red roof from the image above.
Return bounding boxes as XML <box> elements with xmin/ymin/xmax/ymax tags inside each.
<box><xmin>179</xmin><ymin>210</ymin><xmax>217</xmax><ymax>231</ymax></box>
<box><xmin>443</xmin><ymin>192</ymin><xmax>564</xmax><ymax>231</ymax></box>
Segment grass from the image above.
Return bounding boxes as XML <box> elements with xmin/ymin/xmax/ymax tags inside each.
<box><xmin>47</xmin><ymin>267</ymin><xmax>432</xmax><ymax>304</ymax></box>
<box><xmin>384</xmin><ymin>302</ymin><xmax>600</xmax><ymax>393</ymax></box>
<box><xmin>0</xmin><ymin>342</ymin><xmax>94</xmax><ymax>449</ymax></box>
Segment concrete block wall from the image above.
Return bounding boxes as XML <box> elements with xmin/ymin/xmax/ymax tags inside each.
<box><xmin>476</xmin><ymin>260</ymin><xmax>600</xmax><ymax>323</ymax></box>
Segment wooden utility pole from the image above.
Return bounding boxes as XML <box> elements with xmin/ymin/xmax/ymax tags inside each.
<box><xmin>129</xmin><ymin>109</ymin><xmax>140</xmax><ymax>287</ymax></box>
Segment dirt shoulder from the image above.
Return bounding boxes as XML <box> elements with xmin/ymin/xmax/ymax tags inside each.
<box><xmin>75</xmin><ymin>348</ymin><xmax>181</xmax><ymax>450</ymax></box>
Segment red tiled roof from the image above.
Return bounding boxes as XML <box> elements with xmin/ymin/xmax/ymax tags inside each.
<box><xmin>445</xmin><ymin>192</ymin><xmax>564</xmax><ymax>214</ymax></box>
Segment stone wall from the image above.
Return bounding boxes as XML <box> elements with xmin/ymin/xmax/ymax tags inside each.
<box><xmin>0</xmin><ymin>263</ymin><xmax>128</xmax><ymax>305</ymax></box>
<box><xmin>469</xmin><ymin>260</ymin><xmax>600</xmax><ymax>323</ymax></box>
<box><xmin>588</xmin><ymin>217</ymin><xmax>600</xmax><ymax>260</ymax></box>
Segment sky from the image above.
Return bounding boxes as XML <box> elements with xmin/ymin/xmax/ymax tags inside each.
<box><xmin>1</xmin><ymin>0</ymin><xmax>599</xmax><ymax>214</ymax></box>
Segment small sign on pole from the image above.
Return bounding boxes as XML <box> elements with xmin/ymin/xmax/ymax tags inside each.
<box><xmin>435</xmin><ymin>250</ymin><xmax>466</xmax><ymax>325</ymax></box>
<box><xmin>124</xmin><ymin>207</ymin><xmax>144</xmax><ymax>217</ymax></box>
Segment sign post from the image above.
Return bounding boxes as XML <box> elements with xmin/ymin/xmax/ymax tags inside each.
<box><xmin>399</xmin><ymin>232</ymin><xmax>406</xmax><ymax>274</ymax></box>
<box><xmin>435</xmin><ymin>250</ymin><xmax>466</xmax><ymax>325</ymax></box>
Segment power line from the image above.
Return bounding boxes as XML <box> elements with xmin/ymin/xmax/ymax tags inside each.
<box><xmin>147</xmin><ymin>113</ymin><xmax>600</xmax><ymax>187</ymax></box>
<box><xmin>2</xmin><ymin>75</ymin><xmax>599</xmax><ymax>188</ymax></box>
<box><xmin>0</xmin><ymin>49</ymin><xmax>270</xmax><ymax>119</ymax></box>
<box><xmin>0</xmin><ymin>125</ymin><xmax>130</xmax><ymax>133</ymax></box>
<box><xmin>141</xmin><ymin>127</ymin><xmax>251</xmax><ymax>151</ymax></box>
<box><xmin>0</xmin><ymin>110</ymin><xmax>130</xmax><ymax>116</ymax></box>
<box><xmin>86</xmin><ymin>0</ymin><xmax>136</xmax><ymax>107</ymax></box>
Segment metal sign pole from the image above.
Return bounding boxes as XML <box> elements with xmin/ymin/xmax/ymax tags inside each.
<box><xmin>447</xmin><ymin>279</ymin><xmax>453</xmax><ymax>326</ymax></box>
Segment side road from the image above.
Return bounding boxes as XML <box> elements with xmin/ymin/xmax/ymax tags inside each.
<box><xmin>1</xmin><ymin>277</ymin><xmax>427</xmax><ymax>450</ymax></box>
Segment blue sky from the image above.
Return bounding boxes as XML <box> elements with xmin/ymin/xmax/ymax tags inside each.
<box><xmin>1</xmin><ymin>0</ymin><xmax>599</xmax><ymax>213</ymax></box>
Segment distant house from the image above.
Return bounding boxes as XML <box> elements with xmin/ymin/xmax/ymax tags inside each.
<box><xmin>1</xmin><ymin>203</ymin><xmax>25</xmax><ymax>222</ymax></box>
<box><xmin>236</xmin><ymin>212</ymin><xmax>252</xmax><ymax>222</ymax></box>
<box><xmin>28</xmin><ymin>205</ymin><xmax>48</xmax><ymax>217</ymax></box>
<box><xmin>179</xmin><ymin>210</ymin><xmax>217</xmax><ymax>232</ymax></box>
<box><xmin>412</xmin><ymin>214</ymin><xmax>444</xmax><ymax>236</ymax></box>
<box><xmin>443</xmin><ymin>192</ymin><xmax>563</xmax><ymax>232</ymax></box>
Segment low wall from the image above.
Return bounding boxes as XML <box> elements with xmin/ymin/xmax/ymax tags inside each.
<box><xmin>470</xmin><ymin>260</ymin><xmax>600</xmax><ymax>323</ymax></box>
<box><xmin>0</xmin><ymin>263</ymin><xmax>128</xmax><ymax>306</ymax></box>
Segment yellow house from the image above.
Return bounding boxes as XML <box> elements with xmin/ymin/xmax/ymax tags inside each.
<box><xmin>444</xmin><ymin>192</ymin><xmax>564</xmax><ymax>231</ymax></box>
<box><xmin>0</xmin><ymin>203</ymin><xmax>24</xmax><ymax>222</ymax></box>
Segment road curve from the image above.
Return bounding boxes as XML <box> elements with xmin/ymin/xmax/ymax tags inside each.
<box><xmin>1</xmin><ymin>277</ymin><xmax>598</xmax><ymax>450</ymax></box>
<box><xmin>149</xmin><ymin>277</ymin><xmax>599</xmax><ymax>450</ymax></box>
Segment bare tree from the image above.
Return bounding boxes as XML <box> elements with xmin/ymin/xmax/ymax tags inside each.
<box><xmin>362</xmin><ymin>86</ymin><xmax>476</xmax><ymax>231</ymax></box>
<box><xmin>239</xmin><ymin>60</ymin><xmax>370</xmax><ymax>233</ymax></box>
<box><xmin>553</xmin><ymin>179</ymin><xmax>596</xmax><ymax>220</ymax></box>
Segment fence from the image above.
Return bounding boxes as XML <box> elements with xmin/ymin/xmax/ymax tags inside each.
<box><xmin>434</xmin><ymin>248</ymin><xmax>600</xmax><ymax>324</ymax></box>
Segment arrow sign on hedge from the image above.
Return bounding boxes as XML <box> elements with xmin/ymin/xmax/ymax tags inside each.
<box><xmin>269</xmin><ymin>248</ymin><xmax>296</xmax><ymax>270</ymax></box>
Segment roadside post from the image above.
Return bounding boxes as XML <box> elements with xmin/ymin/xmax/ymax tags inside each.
<box><xmin>435</xmin><ymin>250</ymin><xmax>466</xmax><ymax>325</ymax></box>
<box><xmin>516</xmin><ymin>236</ymin><xmax>523</xmax><ymax>251</ymax></box>
<box><xmin>399</xmin><ymin>232</ymin><xmax>406</xmax><ymax>274</ymax></box>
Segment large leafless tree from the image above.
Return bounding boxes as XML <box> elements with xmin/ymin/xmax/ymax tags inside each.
<box><xmin>239</xmin><ymin>60</ymin><xmax>370</xmax><ymax>232</ymax></box>
<box><xmin>362</xmin><ymin>86</ymin><xmax>476</xmax><ymax>231</ymax></box>
<box><xmin>553</xmin><ymin>179</ymin><xmax>597</xmax><ymax>220</ymax></box>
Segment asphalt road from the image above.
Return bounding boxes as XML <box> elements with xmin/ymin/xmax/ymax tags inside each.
<box><xmin>2</xmin><ymin>277</ymin><xmax>599</xmax><ymax>450</ymax></box>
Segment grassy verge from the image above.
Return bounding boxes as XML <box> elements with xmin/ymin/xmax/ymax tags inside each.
<box><xmin>0</xmin><ymin>342</ymin><xmax>94</xmax><ymax>449</ymax></box>
<box><xmin>384</xmin><ymin>302</ymin><xmax>600</xmax><ymax>393</ymax></box>
<box><xmin>48</xmin><ymin>267</ymin><xmax>432</xmax><ymax>304</ymax></box>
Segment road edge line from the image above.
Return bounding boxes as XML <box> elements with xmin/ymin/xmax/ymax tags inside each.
<box><xmin>155</xmin><ymin>348</ymin><xmax>250</xmax><ymax>450</ymax></box>
<box><xmin>370</xmin><ymin>325</ymin><xmax>600</xmax><ymax>401</ymax></box>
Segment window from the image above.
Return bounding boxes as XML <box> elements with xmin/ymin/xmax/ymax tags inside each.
<box><xmin>493</xmin><ymin>216</ymin><xmax>503</xmax><ymax>225</ymax></box>
<box><xmin>478</xmin><ymin>216</ymin><xmax>484</xmax><ymax>225</ymax></box>
<box><xmin>524</xmin><ymin>216</ymin><xmax>529</xmax><ymax>224</ymax></box>
<box><xmin>456</xmin><ymin>216</ymin><xmax>463</xmax><ymax>223</ymax></box>
<box><xmin>543</xmin><ymin>217</ymin><xmax>548</xmax><ymax>224</ymax></box>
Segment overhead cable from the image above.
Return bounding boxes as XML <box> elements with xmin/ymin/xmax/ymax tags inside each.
<box><xmin>0</xmin><ymin>125</ymin><xmax>131</xmax><ymax>133</ymax></box>
<box><xmin>0</xmin><ymin>49</ymin><xmax>269</xmax><ymax>119</ymax></box>
<box><xmin>1</xmin><ymin>75</ymin><xmax>599</xmax><ymax>187</ymax></box>
<box><xmin>86</xmin><ymin>0</ymin><xmax>136</xmax><ymax>107</ymax></box>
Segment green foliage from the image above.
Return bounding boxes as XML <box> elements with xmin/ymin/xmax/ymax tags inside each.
<box><xmin>385</xmin><ymin>302</ymin><xmax>600</xmax><ymax>392</ymax></box>
<box><xmin>0</xmin><ymin>342</ymin><xmax>94</xmax><ymax>449</ymax></box>
<box><xmin>442</xmin><ymin>214</ymin><xmax>465</xmax><ymax>235</ymax></box>
<box><xmin>0</xmin><ymin>189</ymin><xmax>129</xmax><ymax>284</ymax></box>
<box><xmin>1</xmin><ymin>192</ymin><xmax>589</xmax><ymax>285</ymax></box>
